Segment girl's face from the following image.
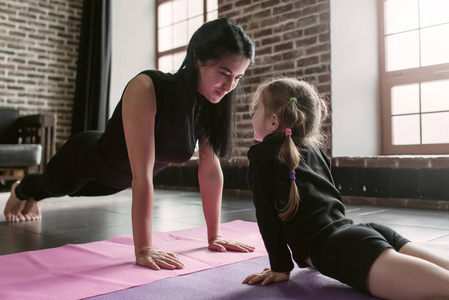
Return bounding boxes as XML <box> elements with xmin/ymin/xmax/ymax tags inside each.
<box><xmin>196</xmin><ymin>54</ymin><xmax>250</xmax><ymax>104</ymax></box>
<box><xmin>252</xmin><ymin>95</ymin><xmax>273</xmax><ymax>142</ymax></box>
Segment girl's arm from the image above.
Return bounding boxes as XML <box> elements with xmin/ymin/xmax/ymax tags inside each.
<box><xmin>243</xmin><ymin>268</ymin><xmax>290</xmax><ymax>286</ymax></box>
<box><xmin>244</xmin><ymin>148</ymin><xmax>294</xmax><ymax>285</ymax></box>
<box><xmin>197</xmin><ymin>140</ymin><xmax>254</xmax><ymax>252</ymax></box>
<box><xmin>122</xmin><ymin>74</ymin><xmax>184</xmax><ymax>270</ymax></box>
<box><xmin>247</xmin><ymin>147</ymin><xmax>294</xmax><ymax>271</ymax></box>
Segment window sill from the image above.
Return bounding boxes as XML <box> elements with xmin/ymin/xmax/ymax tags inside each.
<box><xmin>332</xmin><ymin>155</ymin><xmax>449</xmax><ymax>169</ymax></box>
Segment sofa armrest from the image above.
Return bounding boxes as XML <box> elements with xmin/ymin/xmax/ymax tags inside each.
<box><xmin>17</xmin><ymin>114</ymin><xmax>56</xmax><ymax>171</ymax></box>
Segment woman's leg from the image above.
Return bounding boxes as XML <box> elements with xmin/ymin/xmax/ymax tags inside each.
<box><xmin>367</xmin><ymin>248</ymin><xmax>449</xmax><ymax>300</ymax></box>
<box><xmin>4</xmin><ymin>132</ymin><xmax>100</xmax><ymax>222</ymax></box>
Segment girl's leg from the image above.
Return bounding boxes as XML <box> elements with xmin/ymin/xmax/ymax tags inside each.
<box><xmin>400</xmin><ymin>242</ymin><xmax>449</xmax><ymax>271</ymax></box>
<box><xmin>367</xmin><ymin>248</ymin><xmax>449</xmax><ymax>300</ymax></box>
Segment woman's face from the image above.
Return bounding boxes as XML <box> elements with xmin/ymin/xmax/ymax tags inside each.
<box><xmin>252</xmin><ymin>95</ymin><xmax>273</xmax><ymax>142</ymax></box>
<box><xmin>196</xmin><ymin>54</ymin><xmax>250</xmax><ymax>104</ymax></box>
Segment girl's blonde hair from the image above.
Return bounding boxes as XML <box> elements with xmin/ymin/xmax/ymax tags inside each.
<box><xmin>252</xmin><ymin>77</ymin><xmax>328</xmax><ymax>221</ymax></box>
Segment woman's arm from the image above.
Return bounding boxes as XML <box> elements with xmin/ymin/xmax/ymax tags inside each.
<box><xmin>122</xmin><ymin>74</ymin><xmax>184</xmax><ymax>270</ymax></box>
<box><xmin>197</xmin><ymin>140</ymin><xmax>223</xmax><ymax>243</ymax></box>
<box><xmin>197</xmin><ymin>140</ymin><xmax>254</xmax><ymax>252</ymax></box>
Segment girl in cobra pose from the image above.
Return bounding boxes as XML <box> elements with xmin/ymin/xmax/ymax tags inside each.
<box><xmin>4</xmin><ymin>18</ymin><xmax>255</xmax><ymax>270</ymax></box>
<box><xmin>244</xmin><ymin>76</ymin><xmax>449</xmax><ymax>299</ymax></box>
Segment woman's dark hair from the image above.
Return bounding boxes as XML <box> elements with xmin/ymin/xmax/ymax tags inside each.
<box><xmin>174</xmin><ymin>18</ymin><xmax>255</xmax><ymax>158</ymax></box>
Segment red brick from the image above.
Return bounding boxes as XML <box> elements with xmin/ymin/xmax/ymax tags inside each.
<box><xmin>297</xmin><ymin>15</ymin><xmax>318</xmax><ymax>28</ymax></box>
<box><xmin>261</xmin><ymin>36</ymin><xmax>281</xmax><ymax>46</ymax></box>
<box><xmin>297</xmin><ymin>56</ymin><xmax>319</xmax><ymax>67</ymax></box>
<box><xmin>304</xmin><ymin>23</ymin><xmax>329</xmax><ymax>36</ymax></box>
<box><xmin>274</xmin><ymin>41</ymin><xmax>294</xmax><ymax>52</ymax></box>
<box><xmin>306</xmin><ymin>43</ymin><xmax>330</xmax><ymax>55</ymax></box>
<box><xmin>253</xmin><ymin>28</ymin><xmax>273</xmax><ymax>38</ymax></box>
<box><xmin>296</xmin><ymin>36</ymin><xmax>317</xmax><ymax>47</ymax></box>
<box><xmin>273</xmin><ymin>3</ymin><xmax>294</xmax><ymax>15</ymax></box>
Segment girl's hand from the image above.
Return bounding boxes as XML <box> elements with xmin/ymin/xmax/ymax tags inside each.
<box><xmin>208</xmin><ymin>236</ymin><xmax>255</xmax><ymax>253</ymax></box>
<box><xmin>243</xmin><ymin>268</ymin><xmax>290</xmax><ymax>286</ymax></box>
<box><xmin>136</xmin><ymin>248</ymin><xmax>185</xmax><ymax>270</ymax></box>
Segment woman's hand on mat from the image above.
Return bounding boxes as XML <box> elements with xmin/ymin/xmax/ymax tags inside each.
<box><xmin>208</xmin><ymin>236</ymin><xmax>255</xmax><ymax>253</ymax></box>
<box><xmin>136</xmin><ymin>248</ymin><xmax>185</xmax><ymax>270</ymax></box>
<box><xmin>243</xmin><ymin>268</ymin><xmax>290</xmax><ymax>286</ymax></box>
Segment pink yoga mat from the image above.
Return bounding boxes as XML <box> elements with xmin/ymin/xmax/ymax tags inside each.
<box><xmin>0</xmin><ymin>220</ymin><xmax>267</xmax><ymax>300</ymax></box>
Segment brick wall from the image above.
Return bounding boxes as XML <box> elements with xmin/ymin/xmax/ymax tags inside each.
<box><xmin>219</xmin><ymin>0</ymin><xmax>331</xmax><ymax>163</ymax></box>
<box><xmin>0</xmin><ymin>0</ymin><xmax>83</xmax><ymax>145</ymax></box>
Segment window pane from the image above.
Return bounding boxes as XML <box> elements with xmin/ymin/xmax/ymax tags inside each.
<box><xmin>391</xmin><ymin>84</ymin><xmax>420</xmax><ymax>115</ymax></box>
<box><xmin>207</xmin><ymin>10</ymin><xmax>218</xmax><ymax>21</ymax></box>
<box><xmin>419</xmin><ymin>0</ymin><xmax>449</xmax><ymax>27</ymax></box>
<box><xmin>207</xmin><ymin>0</ymin><xmax>218</xmax><ymax>12</ymax></box>
<box><xmin>173</xmin><ymin>51</ymin><xmax>186</xmax><ymax>70</ymax></box>
<box><xmin>421</xmin><ymin>79</ymin><xmax>449</xmax><ymax>113</ymax></box>
<box><xmin>159</xmin><ymin>55</ymin><xmax>173</xmax><ymax>73</ymax></box>
<box><xmin>188</xmin><ymin>0</ymin><xmax>203</xmax><ymax>18</ymax></box>
<box><xmin>422</xmin><ymin>112</ymin><xmax>449</xmax><ymax>144</ymax></box>
<box><xmin>158</xmin><ymin>26</ymin><xmax>173</xmax><ymax>52</ymax></box>
<box><xmin>392</xmin><ymin>114</ymin><xmax>420</xmax><ymax>145</ymax></box>
<box><xmin>384</xmin><ymin>0</ymin><xmax>419</xmax><ymax>35</ymax></box>
<box><xmin>385</xmin><ymin>31</ymin><xmax>420</xmax><ymax>71</ymax></box>
<box><xmin>158</xmin><ymin>2</ymin><xmax>173</xmax><ymax>28</ymax></box>
<box><xmin>188</xmin><ymin>15</ymin><xmax>203</xmax><ymax>38</ymax></box>
<box><xmin>173</xmin><ymin>21</ymin><xmax>188</xmax><ymax>48</ymax></box>
<box><xmin>421</xmin><ymin>24</ymin><xmax>449</xmax><ymax>67</ymax></box>
<box><xmin>173</xmin><ymin>0</ymin><xmax>187</xmax><ymax>23</ymax></box>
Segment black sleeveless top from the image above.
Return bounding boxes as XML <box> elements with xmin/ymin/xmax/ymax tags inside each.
<box><xmin>88</xmin><ymin>70</ymin><xmax>201</xmax><ymax>188</ymax></box>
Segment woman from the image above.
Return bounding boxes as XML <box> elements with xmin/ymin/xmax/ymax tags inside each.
<box><xmin>4</xmin><ymin>18</ymin><xmax>256</xmax><ymax>270</ymax></box>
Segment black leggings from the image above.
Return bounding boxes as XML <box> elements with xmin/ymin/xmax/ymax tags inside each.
<box><xmin>311</xmin><ymin>222</ymin><xmax>410</xmax><ymax>294</ymax></box>
<box><xmin>15</xmin><ymin>131</ymin><xmax>130</xmax><ymax>201</ymax></box>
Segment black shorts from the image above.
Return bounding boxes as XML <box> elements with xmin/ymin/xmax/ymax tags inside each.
<box><xmin>310</xmin><ymin>223</ymin><xmax>410</xmax><ymax>294</ymax></box>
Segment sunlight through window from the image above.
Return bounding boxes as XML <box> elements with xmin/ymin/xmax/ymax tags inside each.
<box><xmin>156</xmin><ymin>0</ymin><xmax>218</xmax><ymax>73</ymax></box>
<box><xmin>381</xmin><ymin>0</ymin><xmax>449</xmax><ymax>153</ymax></box>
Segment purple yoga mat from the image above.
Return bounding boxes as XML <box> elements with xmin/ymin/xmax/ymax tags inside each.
<box><xmin>88</xmin><ymin>256</ymin><xmax>378</xmax><ymax>300</ymax></box>
<box><xmin>89</xmin><ymin>242</ymin><xmax>449</xmax><ymax>300</ymax></box>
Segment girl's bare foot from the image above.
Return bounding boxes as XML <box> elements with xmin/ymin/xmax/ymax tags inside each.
<box><xmin>3</xmin><ymin>181</ymin><xmax>41</xmax><ymax>222</ymax></box>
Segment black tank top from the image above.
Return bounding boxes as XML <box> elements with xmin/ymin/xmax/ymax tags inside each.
<box><xmin>93</xmin><ymin>70</ymin><xmax>200</xmax><ymax>187</ymax></box>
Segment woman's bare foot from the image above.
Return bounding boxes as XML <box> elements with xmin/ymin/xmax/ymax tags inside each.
<box><xmin>3</xmin><ymin>181</ymin><xmax>41</xmax><ymax>222</ymax></box>
<box><xmin>22</xmin><ymin>198</ymin><xmax>41</xmax><ymax>221</ymax></box>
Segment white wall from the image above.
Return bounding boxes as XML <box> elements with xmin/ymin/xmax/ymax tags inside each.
<box><xmin>109</xmin><ymin>0</ymin><xmax>156</xmax><ymax>116</ymax></box>
<box><xmin>331</xmin><ymin>0</ymin><xmax>381</xmax><ymax>156</ymax></box>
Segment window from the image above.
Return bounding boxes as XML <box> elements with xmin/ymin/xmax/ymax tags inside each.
<box><xmin>379</xmin><ymin>0</ymin><xmax>449</xmax><ymax>154</ymax></box>
<box><xmin>156</xmin><ymin>0</ymin><xmax>218</xmax><ymax>73</ymax></box>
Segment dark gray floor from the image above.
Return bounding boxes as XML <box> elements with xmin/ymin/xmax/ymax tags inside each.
<box><xmin>1</xmin><ymin>188</ymin><xmax>449</xmax><ymax>255</ymax></box>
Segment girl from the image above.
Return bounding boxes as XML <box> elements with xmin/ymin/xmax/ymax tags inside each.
<box><xmin>244</xmin><ymin>77</ymin><xmax>449</xmax><ymax>299</ymax></box>
<box><xmin>4</xmin><ymin>18</ymin><xmax>255</xmax><ymax>270</ymax></box>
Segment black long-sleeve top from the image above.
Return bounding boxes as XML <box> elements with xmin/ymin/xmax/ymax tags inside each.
<box><xmin>246</xmin><ymin>133</ymin><xmax>352</xmax><ymax>272</ymax></box>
